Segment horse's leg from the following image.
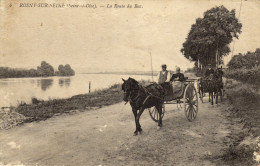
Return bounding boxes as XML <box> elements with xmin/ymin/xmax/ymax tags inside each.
<box><xmin>199</xmin><ymin>87</ymin><xmax>203</xmax><ymax>99</ymax></box>
<box><xmin>156</xmin><ymin>104</ymin><xmax>163</xmax><ymax>128</ymax></box>
<box><xmin>213</xmin><ymin>91</ymin><xmax>218</xmax><ymax>104</ymax></box>
<box><xmin>209</xmin><ymin>92</ymin><xmax>211</xmax><ymax>102</ymax></box>
<box><xmin>136</xmin><ymin>107</ymin><xmax>145</xmax><ymax>134</ymax></box>
<box><xmin>132</xmin><ymin>108</ymin><xmax>138</xmax><ymax>136</ymax></box>
<box><xmin>211</xmin><ymin>92</ymin><xmax>214</xmax><ymax>105</ymax></box>
<box><xmin>216</xmin><ymin>88</ymin><xmax>218</xmax><ymax>104</ymax></box>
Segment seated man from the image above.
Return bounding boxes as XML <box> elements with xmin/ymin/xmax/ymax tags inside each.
<box><xmin>155</xmin><ymin>64</ymin><xmax>171</xmax><ymax>97</ymax></box>
<box><xmin>157</xmin><ymin>64</ymin><xmax>171</xmax><ymax>84</ymax></box>
<box><xmin>216</xmin><ymin>66</ymin><xmax>224</xmax><ymax>78</ymax></box>
<box><xmin>170</xmin><ymin>67</ymin><xmax>185</xmax><ymax>82</ymax></box>
<box><xmin>205</xmin><ymin>64</ymin><xmax>214</xmax><ymax>78</ymax></box>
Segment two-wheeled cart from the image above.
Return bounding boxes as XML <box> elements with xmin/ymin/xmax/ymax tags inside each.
<box><xmin>148</xmin><ymin>79</ymin><xmax>199</xmax><ymax>122</ymax></box>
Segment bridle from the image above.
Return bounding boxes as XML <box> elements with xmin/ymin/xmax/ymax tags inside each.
<box><xmin>123</xmin><ymin>85</ymin><xmax>140</xmax><ymax>104</ymax></box>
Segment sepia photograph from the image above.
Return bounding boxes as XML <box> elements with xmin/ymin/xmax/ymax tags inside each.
<box><xmin>0</xmin><ymin>0</ymin><xmax>260</xmax><ymax>165</ymax></box>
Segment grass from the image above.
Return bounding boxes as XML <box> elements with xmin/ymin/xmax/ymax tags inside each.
<box><xmin>182</xmin><ymin>70</ymin><xmax>259</xmax><ymax>164</ymax></box>
<box><xmin>16</xmin><ymin>83</ymin><xmax>124</xmax><ymax>122</ymax></box>
<box><xmin>217</xmin><ymin>79</ymin><xmax>260</xmax><ymax>165</ymax></box>
<box><xmin>224</xmin><ymin>66</ymin><xmax>260</xmax><ymax>87</ymax></box>
<box><xmin>225</xmin><ymin>79</ymin><xmax>260</xmax><ymax>136</ymax></box>
<box><xmin>15</xmin><ymin>80</ymin><xmax>150</xmax><ymax>123</ymax></box>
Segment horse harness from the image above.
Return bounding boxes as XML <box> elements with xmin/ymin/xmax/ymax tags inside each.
<box><xmin>125</xmin><ymin>84</ymin><xmax>164</xmax><ymax>107</ymax></box>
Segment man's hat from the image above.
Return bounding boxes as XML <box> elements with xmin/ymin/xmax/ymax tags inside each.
<box><xmin>161</xmin><ymin>64</ymin><xmax>167</xmax><ymax>68</ymax></box>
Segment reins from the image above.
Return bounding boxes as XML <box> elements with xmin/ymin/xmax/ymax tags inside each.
<box><xmin>126</xmin><ymin>84</ymin><xmax>164</xmax><ymax>107</ymax></box>
<box><xmin>128</xmin><ymin>88</ymin><xmax>140</xmax><ymax>103</ymax></box>
<box><xmin>141</xmin><ymin>85</ymin><xmax>165</xmax><ymax>101</ymax></box>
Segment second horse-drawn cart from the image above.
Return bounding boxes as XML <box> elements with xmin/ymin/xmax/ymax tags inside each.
<box><xmin>148</xmin><ymin>78</ymin><xmax>199</xmax><ymax>122</ymax></box>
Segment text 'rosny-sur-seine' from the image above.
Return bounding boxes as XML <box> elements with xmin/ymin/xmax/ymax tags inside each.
<box><xmin>19</xmin><ymin>3</ymin><xmax>143</xmax><ymax>9</ymax></box>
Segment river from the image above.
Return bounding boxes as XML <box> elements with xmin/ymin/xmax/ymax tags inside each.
<box><xmin>0</xmin><ymin>74</ymin><xmax>154</xmax><ymax>107</ymax></box>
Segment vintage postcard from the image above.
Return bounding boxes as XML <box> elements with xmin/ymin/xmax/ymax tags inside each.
<box><xmin>0</xmin><ymin>0</ymin><xmax>260</xmax><ymax>165</ymax></box>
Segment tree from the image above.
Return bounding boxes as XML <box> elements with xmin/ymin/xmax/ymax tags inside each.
<box><xmin>227</xmin><ymin>49</ymin><xmax>260</xmax><ymax>69</ymax></box>
<box><xmin>57</xmin><ymin>64</ymin><xmax>75</xmax><ymax>76</ymax></box>
<box><xmin>37</xmin><ymin>61</ymin><xmax>54</xmax><ymax>77</ymax></box>
<box><xmin>58</xmin><ymin>64</ymin><xmax>65</xmax><ymax>76</ymax></box>
<box><xmin>181</xmin><ymin>5</ymin><xmax>242</xmax><ymax>70</ymax></box>
<box><xmin>64</xmin><ymin>64</ymin><xmax>75</xmax><ymax>76</ymax></box>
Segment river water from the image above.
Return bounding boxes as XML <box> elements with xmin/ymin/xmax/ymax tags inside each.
<box><xmin>0</xmin><ymin>74</ymin><xmax>153</xmax><ymax>107</ymax></box>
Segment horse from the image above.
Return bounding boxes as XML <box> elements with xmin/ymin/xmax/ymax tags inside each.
<box><xmin>207</xmin><ymin>73</ymin><xmax>220</xmax><ymax>105</ymax></box>
<box><xmin>213</xmin><ymin>68</ymin><xmax>224</xmax><ymax>102</ymax></box>
<box><xmin>198</xmin><ymin>75</ymin><xmax>212</xmax><ymax>103</ymax></box>
<box><xmin>199</xmin><ymin>71</ymin><xmax>223</xmax><ymax>105</ymax></box>
<box><xmin>122</xmin><ymin>78</ymin><xmax>165</xmax><ymax>136</ymax></box>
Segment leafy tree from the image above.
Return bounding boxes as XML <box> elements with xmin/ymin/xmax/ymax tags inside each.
<box><xmin>58</xmin><ymin>65</ymin><xmax>65</xmax><ymax>76</ymax></box>
<box><xmin>37</xmin><ymin>61</ymin><xmax>54</xmax><ymax>77</ymax></box>
<box><xmin>181</xmin><ymin>5</ymin><xmax>242</xmax><ymax>70</ymax></box>
<box><xmin>64</xmin><ymin>64</ymin><xmax>75</xmax><ymax>76</ymax></box>
<box><xmin>227</xmin><ymin>49</ymin><xmax>260</xmax><ymax>69</ymax></box>
<box><xmin>57</xmin><ymin>64</ymin><xmax>75</xmax><ymax>76</ymax></box>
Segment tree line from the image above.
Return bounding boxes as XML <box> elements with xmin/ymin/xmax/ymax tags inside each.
<box><xmin>0</xmin><ymin>61</ymin><xmax>75</xmax><ymax>78</ymax></box>
<box><xmin>227</xmin><ymin>48</ymin><xmax>260</xmax><ymax>69</ymax></box>
<box><xmin>224</xmin><ymin>49</ymin><xmax>260</xmax><ymax>86</ymax></box>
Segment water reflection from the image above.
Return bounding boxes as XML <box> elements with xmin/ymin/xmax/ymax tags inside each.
<box><xmin>59</xmin><ymin>79</ymin><xmax>64</xmax><ymax>87</ymax></box>
<box><xmin>0</xmin><ymin>81</ymin><xmax>8</xmax><ymax>87</ymax></box>
<box><xmin>59</xmin><ymin>78</ymin><xmax>71</xmax><ymax>88</ymax></box>
<box><xmin>0</xmin><ymin>74</ymin><xmax>152</xmax><ymax>107</ymax></box>
<box><xmin>37</xmin><ymin>79</ymin><xmax>54</xmax><ymax>91</ymax></box>
<box><xmin>65</xmin><ymin>78</ymin><xmax>71</xmax><ymax>87</ymax></box>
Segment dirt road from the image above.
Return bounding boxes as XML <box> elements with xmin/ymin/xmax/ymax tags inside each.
<box><xmin>0</xmin><ymin>98</ymin><xmax>236</xmax><ymax>166</ymax></box>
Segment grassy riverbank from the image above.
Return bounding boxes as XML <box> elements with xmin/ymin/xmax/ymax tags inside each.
<box><xmin>1</xmin><ymin>79</ymin><xmax>152</xmax><ymax>129</ymax></box>
<box><xmin>15</xmin><ymin>83</ymin><xmax>124</xmax><ymax>123</ymax></box>
<box><xmin>1</xmin><ymin>83</ymin><xmax>124</xmax><ymax>129</ymax></box>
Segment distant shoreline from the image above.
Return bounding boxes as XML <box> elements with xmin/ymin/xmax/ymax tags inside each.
<box><xmin>79</xmin><ymin>71</ymin><xmax>158</xmax><ymax>76</ymax></box>
<box><xmin>0</xmin><ymin>72</ymin><xmax>157</xmax><ymax>79</ymax></box>
<box><xmin>0</xmin><ymin>75</ymin><xmax>75</xmax><ymax>80</ymax></box>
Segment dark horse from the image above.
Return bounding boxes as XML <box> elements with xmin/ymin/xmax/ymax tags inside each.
<box><xmin>122</xmin><ymin>78</ymin><xmax>165</xmax><ymax>136</ymax></box>
<box><xmin>199</xmin><ymin>70</ymin><xmax>223</xmax><ymax>105</ymax></box>
<box><xmin>214</xmin><ymin>67</ymin><xmax>224</xmax><ymax>101</ymax></box>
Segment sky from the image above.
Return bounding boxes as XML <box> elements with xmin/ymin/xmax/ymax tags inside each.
<box><xmin>0</xmin><ymin>0</ymin><xmax>260</xmax><ymax>73</ymax></box>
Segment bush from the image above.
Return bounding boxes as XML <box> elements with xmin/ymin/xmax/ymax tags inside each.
<box><xmin>16</xmin><ymin>83</ymin><xmax>124</xmax><ymax>122</ymax></box>
<box><xmin>224</xmin><ymin>67</ymin><xmax>260</xmax><ymax>87</ymax></box>
<box><xmin>227</xmin><ymin>49</ymin><xmax>260</xmax><ymax>69</ymax></box>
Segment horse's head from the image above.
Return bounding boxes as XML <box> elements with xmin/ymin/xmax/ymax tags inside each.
<box><xmin>214</xmin><ymin>68</ymin><xmax>223</xmax><ymax>81</ymax></box>
<box><xmin>122</xmin><ymin>77</ymin><xmax>139</xmax><ymax>102</ymax></box>
<box><xmin>216</xmin><ymin>68</ymin><xmax>223</xmax><ymax>76</ymax></box>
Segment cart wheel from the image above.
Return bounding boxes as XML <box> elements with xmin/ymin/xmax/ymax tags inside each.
<box><xmin>184</xmin><ymin>84</ymin><xmax>198</xmax><ymax>121</ymax></box>
<box><xmin>148</xmin><ymin>104</ymin><xmax>165</xmax><ymax>122</ymax></box>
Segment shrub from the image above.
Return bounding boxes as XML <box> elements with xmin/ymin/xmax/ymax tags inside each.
<box><xmin>224</xmin><ymin>67</ymin><xmax>260</xmax><ymax>87</ymax></box>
